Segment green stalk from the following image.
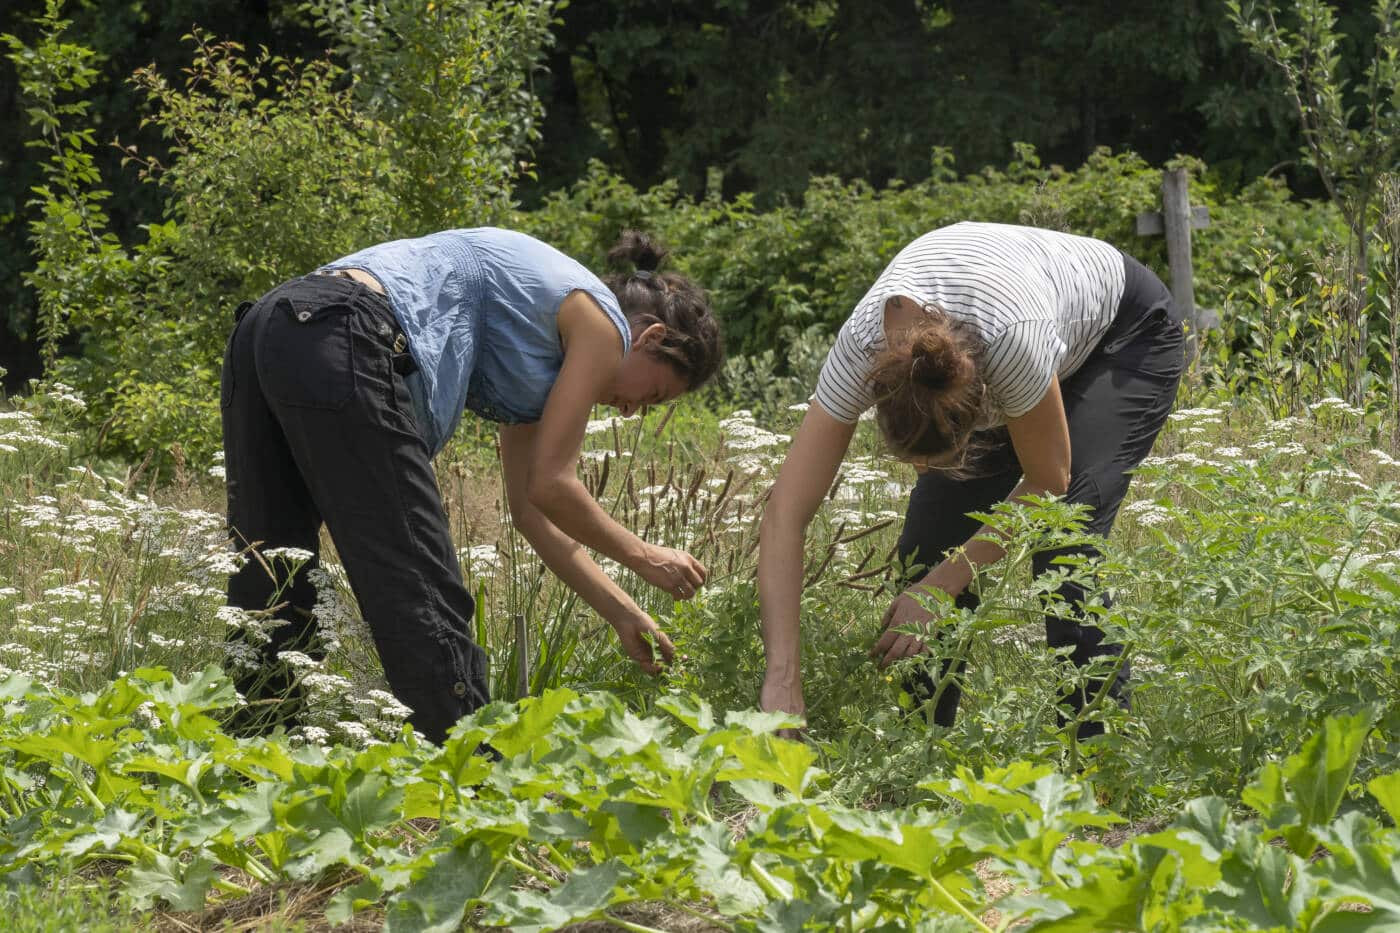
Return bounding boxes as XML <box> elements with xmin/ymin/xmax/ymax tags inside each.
<box><xmin>542</xmin><ymin>841</ymin><xmax>577</xmax><ymax>873</ymax></box>
<box><xmin>602</xmin><ymin>914</ymin><xmax>669</xmax><ymax>933</ymax></box>
<box><xmin>747</xmin><ymin>858</ymin><xmax>786</xmax><ymax>900</ymax></box>
<box><xmin>503</xmin><ymin>853</ymin><xmax>552</xmax><ymax>883</ymax></box>
<box><xmin>210</xmin><ymin>876</ymin><xmax>253</xmax><ymax>898</ymax></box>
<box><xmin>669</xmin><ymin>901</ymin><xmax>734</xmax><ymax>931</ymax></box>
<box><xmin>926</xmin><ymin>874</ymin><xmax>995</xmax><ymax>933</ymax></box>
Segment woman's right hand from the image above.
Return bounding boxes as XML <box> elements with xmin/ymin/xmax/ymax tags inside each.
<box><xmin>759</xmin><ymin>671</ymin><xmax>806</xmax><ymax>740</ymax></box>
<box><xmin>635</xmin><ymin>544</ymin><xmax>707</xmax><ymax>600</ymax></box>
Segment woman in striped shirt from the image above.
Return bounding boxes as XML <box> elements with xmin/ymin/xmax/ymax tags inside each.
<box><xmin>757</xmin><ymin>222</ymin><xmax>1184</xmax><ymax>737</ymax></box>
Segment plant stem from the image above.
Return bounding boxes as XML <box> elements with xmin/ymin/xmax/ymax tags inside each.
<box><xmin>927</xmin><ymin>874</ymin><xmax>995</xmax><ymax>933</ymax></box>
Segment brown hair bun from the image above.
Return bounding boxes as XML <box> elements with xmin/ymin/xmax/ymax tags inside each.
<box><xmin>869</xmin><ymin>311</ymin><xmax>984</xmax><ymax>462</ymax></box>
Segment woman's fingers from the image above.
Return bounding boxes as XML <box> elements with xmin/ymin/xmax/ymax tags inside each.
<box><xmin>649</xmin><ymin>621</ymin><xmax>676</xmax><ymax>664</ymax></box>
<box><xmin>663</xmin><ymin>549</ymin><xmax>705</xmax><ymax>598</ymax></box>
<box><xmin>880</xmin><ymin>594</ymin><xmax>908</xmax><ymax>630</ymax></box>
<box><xmin>870</xmin><ymin>627</ymin><xmax>899</xmax><ymax>660</ymax></box>
<box><xmin>871</xmin><ymin>605</ymin><xmax>932</xmax><ymax>667</ymax></box>
<box><xmin>881</xmin><ymin>633</ymin><xmax>925</xmax><ymax>668</ymax></box>
<box><xmin>679</xmin><ymin>554</ymin><xmax>705</xmax><ymax>589</ymax></box>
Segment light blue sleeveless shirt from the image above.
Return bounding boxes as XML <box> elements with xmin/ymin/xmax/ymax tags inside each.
<box><xmin>321</xmin><ymin>228</ymin><xmax>631</xmax><ymax>456</ymax></box>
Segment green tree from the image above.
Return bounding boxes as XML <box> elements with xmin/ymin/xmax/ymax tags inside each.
<box><xmin>524</xmin><ymin>0</ymin><xmax>1353</xmax><ymax>203</ymax></box>
<box><xmin>5</xmin><ymin>0</ymin><xmax>557</xmax><ymax>459</ymax></box>
<box><xmin>1232</xmin><ymin>0</ymin><xmax>1400</xmax><ymax>401</ymax></box>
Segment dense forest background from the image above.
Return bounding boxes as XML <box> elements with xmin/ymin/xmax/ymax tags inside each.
<box><xmin>0</xmin><ymin>0</ymin><xmax>1383</xmax><ymax>389</ymax></box>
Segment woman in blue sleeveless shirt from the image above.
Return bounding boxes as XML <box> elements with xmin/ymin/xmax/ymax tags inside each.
<box><xmin>220</xmin><ymin>229</ymin><xmax>723</xmax><ymax>742</ymax></box>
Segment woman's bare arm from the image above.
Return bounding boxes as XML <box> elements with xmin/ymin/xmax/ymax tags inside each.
<box><xmin>757</xmin><ymin>404</ymin><xmax>857</xmax><ymax>717</ymax></box>
<box><xmin>500</xmin><ymin>423</ymin><xmax>674</xmax><ymax>672</ymax></box>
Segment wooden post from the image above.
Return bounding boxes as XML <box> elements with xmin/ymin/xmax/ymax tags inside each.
<box><xmin>513</xmin><ymin>613</ymin><xmax>529</xmax><ymax>698</ymax></box>
<box><xmin>1136</xmin><ymin>168</ymin><xmax>1211</xmax><ymax>359</ymax></box>
<box><xmin>1161</xmin><ymin>168</ymin><xmax>1198</xmax><ymax>333</ymax></box>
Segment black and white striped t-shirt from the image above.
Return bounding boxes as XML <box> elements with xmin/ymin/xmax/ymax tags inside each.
<box><xmin>813</xmin><ymin>222</ymin><xmax>1126</xmax><ymax>424</ymax></box>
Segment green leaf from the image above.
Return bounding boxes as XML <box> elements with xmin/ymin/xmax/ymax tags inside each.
<box><xmin>1368</xmin><ymin>771</ymin><xmax>1400</xmax><ymax>825</ymax></box>
<box><xmin>656</xmin><ymin>691</ymin><xmax>716</xmax><ymax>733</ymax></box>
<box><xmin>719</xmin><ymin>734</ymin><xmax>819</xmax><ymax>799</ymax></box>
<box><xmin>383</xmin><ymin>840</ymin><xmax>493</xmax><ymax>933</ymax></box>
<box><xmin>490</xmin><ymin>861</ymin><xmax>634</xmax><ymax>932</ymax></box>
<box><xmin>125</xmin><ymin>851</ymin><xmax>216</xmax><ymax>912</ymax></box>
<box><xmin>1284</xmin><ymin>710</ymin><xmax>1373</xmax><ymax>829</ymax></box>
<box><xmin>325</xmin><ymin>877</ymin><xmax>383</xmax><ymax>927</ymax></box>
<box><xmin>487</xmin><ymin>688</ymin><xmax>576</xmax><ymax>758</ymax></box>
<box><xmin>58</xmin><ymin>807</ymin><xmax>147</xmax><ymax>857</ymax></box>
<box><xmin>1002</xmin><ymin>861</ymin><xmax>1147</xmax><ymax>931</ymax></box>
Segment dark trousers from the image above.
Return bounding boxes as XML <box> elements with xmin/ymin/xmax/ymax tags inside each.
<box><xmin>220</xmin><ymin>273</ymin><xmax>489</xmax><ymax>743</ymax></box>
<box><xmin>897</xmin><ymin>254</ymin><xmax>1184</xmax><ymax>737</ymax></box>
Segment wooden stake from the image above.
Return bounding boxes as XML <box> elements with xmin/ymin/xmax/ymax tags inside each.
<box><xmin>513</xmin><ymin>613</ymin><xmax>529</xmax><ymax>698</ymax></box>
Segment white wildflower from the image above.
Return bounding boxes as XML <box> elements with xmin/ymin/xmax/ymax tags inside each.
<box><xmin>302</xmin><ymin>672</ymin><xmax>353</xmax><ymax>695</ymax></box>
<box><xmin>1369</xmin><ymin>448</ymin><xmax>1399</xmax><ymax>468</ymax></box>
<box><xmin>1308</xmin><ymin>396</ymin><xmax>1363</xmax><ymax>417</ymax></box>
<box><xmin>221</xmin><ymin>639</ymin><xmax>261</xmax><ymax>671</ymax></box>
<box><xmin>367</xmin><ymin>689</ymin><xmax>413</xmax><ymax>721</ymax></box>
<box><xmin>277</xmin><ymin>650</ymin><xmax>320</xmax><ymax>670</ymax></box>
<box><xmin>458</xmin><ymin>544</ymin><xmax>502</xmax><ymax>570</ymax></box>
<box><xmin>580</xmin><ymin>449</ymin><xmax>630</xmax><ymax>463</ymax></box>
<box><xmin>585</xmin><ymin>414</ymin><xmax>640</xmax><ymax>435</ymax></box>
<box><xmin>1168</xmin><ymin>407</ymin><xmax>1224</xmax><ymax>423</ymax></box>
<box><xmin>718</xmin><ymin>411</ymin><xmax>789</xmax><ymax>452</ymax></box>
<box><xmin>336</xmin><ymin>720</ymin><xmax>375</xmax><ymax>746</ymax></box>
<box><xmin>1123</xmin><ymin>500</ymin><xmax>1173</xmax><ymax>527</ymax></box>
<box><xmin>264</xmin><ymin>546</ymin><xmax>315</xmax><ymax>563</ymax></box>
<box><xmin>297</xmin><ymin>725</ymin><xmax>331</xmax><ymax>746</ymax></box>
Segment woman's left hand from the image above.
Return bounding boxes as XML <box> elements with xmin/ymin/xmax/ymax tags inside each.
<box><xmin>871</xmin><ymin>590</ymin><xmax>936</xmax><ymax>668</ymax></box>
<box><xmin>870</xmin><ymin>562</ymin><xmax>969</xmax><ymax>668</ymax></box>
<box><xmin>609</xmin><ymin>609</ymin><xmax>676</xmax><ymax>675</ymax></box>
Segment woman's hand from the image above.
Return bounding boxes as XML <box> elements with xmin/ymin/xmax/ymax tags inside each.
<box><xmin>634</xmin><ymin>544</ymin><xmax>707</xmax><ymax>600</ymax></box>
<box><xmin>871</xmin><ymin>561</ymin><xmax>968</xmax><ymax>668</ymax></box>
<box><xmin>759</xmin><ymin>670</ymin><xmax>806</xmax><ymax>740</ymax></box>
<box><xmin>608</xmin><ymin>609</ymin><xmax>676</xmax><ymax>674</ymax></box>
<box><xmin>871</xmin><ymin>590</ymin><xmax>937</xmax><ymax>668</ymax></box>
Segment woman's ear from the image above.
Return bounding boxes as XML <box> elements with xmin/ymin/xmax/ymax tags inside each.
<box><xmin>633</xmin><ymin>321</ymin><xmax>667</xmax><ymax>349</ymax></box>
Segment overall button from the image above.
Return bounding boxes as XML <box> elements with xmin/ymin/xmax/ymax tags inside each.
<box><xmin>296</xmin><ymin>310</ymin><xmax>312</xmax><ymax>323</ymax></box>
<box><xmin>452</xmin><ymin>681</ymin><xmax>468</xmax><ymax>698</ymax></box>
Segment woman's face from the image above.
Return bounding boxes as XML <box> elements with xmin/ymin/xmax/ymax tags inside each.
<box><xmin>597</xmin><ymin>324</ymin><xmax>688</xmax><ymax>417</ymax></box>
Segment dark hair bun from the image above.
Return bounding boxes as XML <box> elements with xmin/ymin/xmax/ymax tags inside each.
<box><xmin>607</xmin><ymin>229</ymin><xmax>669</xmax><ymax>272</ymax></box>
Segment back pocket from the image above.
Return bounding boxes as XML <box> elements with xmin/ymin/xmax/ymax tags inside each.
<box><xmin>258</xmin><ymin>296</ymin><xmax>356</xmax><ymax>410</ymax></box>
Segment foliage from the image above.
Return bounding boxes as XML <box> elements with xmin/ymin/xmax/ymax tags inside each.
<box><xmin>1</xmin><ymin>667</ymin><xmax>1398</xmax><ymax>930</ymax></box>
<box><xmin>531</xmin><ymin>0</ymin><xmax>1310</xmax><ymax>201</ymax></box>
<box><xmin>302</xmin><ymin>0</ymin><xmax>557</xmax><ymax>232</ymax></box>
<box><xmin>520</xmin><ymin>149</ymin><xmax>1341</xmax><ymax>360</ymax></box>
<box><xmin>2</xmin><ymin>0</ymin><xmax>136</xmax><ymax>370</ymax></box>
<box><xmin>4</xmin><ymin>0</ymin><xmax>556</xmax><ymax>463</ymax></box>
<box><xmin>6</xmin><ymin>312</ymin><xmax>1400</xmax><ymax>927</ymax></box>
<box><xmin>1231</xmin><ymin>0</ymin><xmax>1400</xmax><ymax>400</ymax></box>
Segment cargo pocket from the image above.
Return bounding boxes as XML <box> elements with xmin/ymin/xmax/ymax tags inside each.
<box><xmin>259</xmin><ymin>296</ymin><xmax>356</xmax><ymax>410</ymax></box>
<box><xmin>440</xmin><ymin>633</ymin><xmax>490</xmax><ymax>714</ymax></box>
